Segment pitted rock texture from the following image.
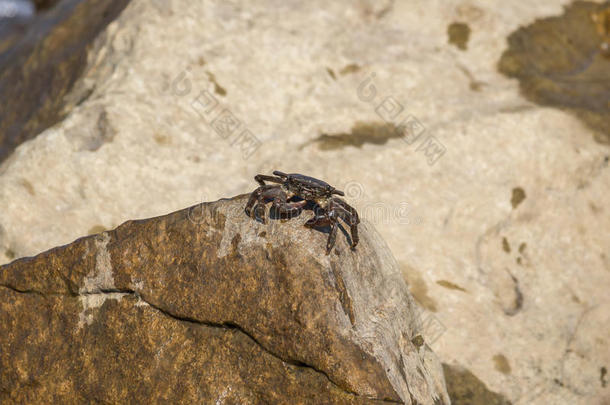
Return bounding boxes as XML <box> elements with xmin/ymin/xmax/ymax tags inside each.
<box><xmin>0</xmin><ymin>195</ymin><xmax>449</xmax><ymax>404</ymax></box>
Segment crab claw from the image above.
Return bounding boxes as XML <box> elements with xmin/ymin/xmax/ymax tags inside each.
<box><xmin>254</xmin><ymin>204</ymin><xmax>267</xmax><ymax>224</ymax></box>
<box><xmin>332</xmin><ymin>189</ymin><xmax>345</xmax><ymax>196</ymax></box>
<box><xmin>272</xmin><ymin>171</ymin><xmax>288</xmax><ymax>178</ymax></box>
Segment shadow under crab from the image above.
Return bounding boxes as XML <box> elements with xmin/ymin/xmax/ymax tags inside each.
<box><xmin>244</xmin><ymin>171</ymin><xmax>360</xmax><ymax>255</ymax></box>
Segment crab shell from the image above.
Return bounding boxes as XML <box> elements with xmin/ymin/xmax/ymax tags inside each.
<box><xmin>274</xmin><ymin>171</ymin><xmax>344</xmax><ymax>206</ymax></box>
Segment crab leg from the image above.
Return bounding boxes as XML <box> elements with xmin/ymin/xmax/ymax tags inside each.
<box><xmin>331</xmin><ymin>198</ymin><xmax>360</xmax><ymax>224</ymax></box>
<box><xmin>254</xmin><ymin>174</ymin><xmax>284</xmax><ymax>186</ymax></box>
<box><xmin>245</xmin><ymin>186</ymin><xmax>266</xmax><ymax>217</ymax></box>
<box><xmin>272</xmin><ymin>171</ymin><xmax>288</xmax><ymax>178</ymax></box>
<box><xmin>272</xmin><ymin>196</ymin><xmax>307</xmax><ymax>217</ymax></box>
<box><xmin>304</xmin><ymin>213</ymin><xmax>330</xmax><ymax>228</ymax></box>
<box><xmin>327</xmin><ymin>220</ymin><xmax>339</xmax><ymax>255</ymax></box>
<box><xmin>330</xmin><ymin>198</ymin><xmax>360</xmax><ymax>248</ymax></box>
<box><xmin>304</xmin><ymin>211</ymin><xmax>336</xmax><ymax>255</ymax></box>
<box><xmin>306</xmin><ymin>200</ymin><xmax>359</xmax><ymax>254</ymax></box>
<box><xmin>245</xmin><ymin>190</ymin><xmax>258</xmax><ymax>217</ymax></box>
<box><xmin>245</xmin><ymin>185</ymin><xmax>282</xmax><ymax>223</ymax></box>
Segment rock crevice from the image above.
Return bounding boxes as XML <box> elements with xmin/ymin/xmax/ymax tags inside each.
<box><xmin>1</xmin><ymin>284</ymin><xmax>402</xmax><ymax>402</ymax></box>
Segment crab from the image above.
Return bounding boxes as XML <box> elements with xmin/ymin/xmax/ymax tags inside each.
<box><xmin>244</xmin><ymin>171</ymin><xmax>360</xmax><ymax>255</ymax></box>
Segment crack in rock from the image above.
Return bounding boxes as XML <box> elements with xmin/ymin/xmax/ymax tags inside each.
<box><xmin>0</xmin><ymin>195</ymin><xmax>451</xmax><ymax>404</ymax></box>
<box><xmin>0</xmin><ymin>284</ymin><xmax>403</xmax><ymax>403</ymax></box>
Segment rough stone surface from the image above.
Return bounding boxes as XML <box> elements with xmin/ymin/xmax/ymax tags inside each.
<box><xmin>0</xmin><ymin>1</ymin><xmax>609</xmax><ymax>404</ymax></box>
<box><xmin>0</xmin><ymin>0</ymin><xmax>131</xmax><ymax>161</ymax></box>
<box><xmin>0</xmin><ymin>195</ymin><xmax>450</xmax><ymax>404</ymax></box>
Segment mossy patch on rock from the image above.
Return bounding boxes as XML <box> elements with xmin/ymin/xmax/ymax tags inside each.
<box><xmin>340</xmin><ymin>64</ymin><xmax>361</xmax><ymax>75</ymax></box>
<box><xmin>502</xmin><ymin>237</ymin><xmax>511</xmax><ymax>253</ymax></box>
<box><xmin>493</xmin><ymin>354</ymin><xmax>512</xmax><ymax>375</ymax></box>
<box><xmin>511</xmin><ymin>187</ymin><xmax>526</xmax><ymax>209</ymax></box>
<box><xmin>4</xmin><ymin>249</ymin><xmax>15</xmax><ymax>260</ymax></box>
<box><xmin>436</xmin><ymin>280</ymin><xmax>467</xmax><ymax>293</ymax></box>
<box><xmin>448</xmin><ymin>22</ymin><xmax>471</xmax><ymax>50</ymax></box>
<box><xmin>305</xmin><ymin>122</ymin><xmax>404</xmax><ymax>151</ymax></box>
<box><xmin>498</xmin><ymin>1</ymin><xmax>610</xmax><ymax>144</ymax></box>
<box><xmin>443</xmin><ymin>363</ymin><xmax>512</xmax><ymax>405</ymax></box>
<box><xmin>402</xmin><ymin>264</ymin><xmax>438</xmax><ymax>312</ymax></box>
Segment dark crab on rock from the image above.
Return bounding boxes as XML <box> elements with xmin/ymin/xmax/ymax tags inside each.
<box><xmin>245</xmin><ymin>171</ymin><xmax>360</xmax><ymax>255</ymax></box>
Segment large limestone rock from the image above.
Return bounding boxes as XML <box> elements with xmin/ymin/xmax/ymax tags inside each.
<box><xmin>0</xmin><ymin>195</ymin><xmax>450</xmax><ymax>404</ymax></box>
<box><xmin>0</xmin><ymin>1</ymin><xmax>608</xmax><ymax>404</ymax></box>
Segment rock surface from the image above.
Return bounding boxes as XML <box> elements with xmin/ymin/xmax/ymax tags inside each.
<box><xmin>0</xmin><ymin>1</ymin><xmax>609</xmax><ymax>404</ymax></box>
<box><xmin>0</xmin><ymin>195</ymin><xmax>450</xmax><ymax>404</ymax></box>
<box><xmin>0</xmin><ymin>0</ymin><xmax>131</xmax><ymax>161</ymax></box>
<box><xmin>498</xmin><ymin>1</ymin><xmax>610</xmax><ymax>144</ymax></box>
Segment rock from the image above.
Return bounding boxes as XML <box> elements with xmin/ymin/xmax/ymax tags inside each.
<box><xmin>0</xmin><ymin>1</ymin><xmax>609</xmax><ymax>404</ymax></box>
<box><xmin>0</xmin><ymin>195</ymin><xmax>450</xmax><ymax>404</ymax></box>
<box><xmin>0</xmin><ymin>0</ymin><xmax>131</xmax><ymax>162</ymax></box>
<box><xmin>498</xmin><ymin>1</ymin><xmax>610</xmax><ymax>144</ymax></box>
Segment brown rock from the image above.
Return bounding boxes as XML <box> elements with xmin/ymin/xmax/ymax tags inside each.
<box><xmin>0</xmin><ymin>194</ymin><xmax>449</xmax><ymax>404</ymax></box>
<box><xmin>0</xmin><ymin>0</ymin><xmax>131</xmax><ymax>162</ymax></box>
